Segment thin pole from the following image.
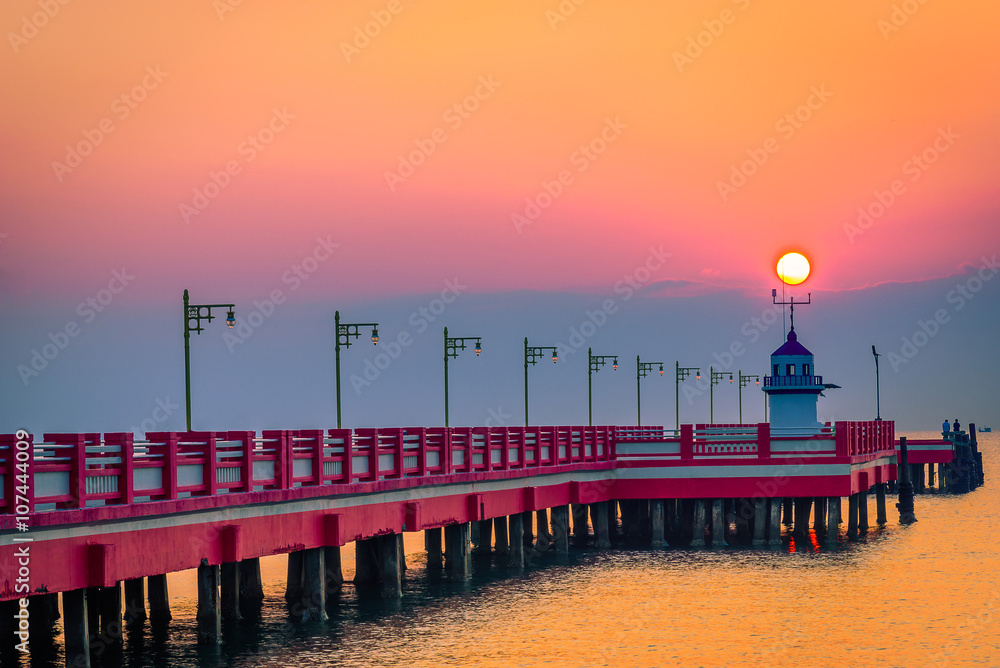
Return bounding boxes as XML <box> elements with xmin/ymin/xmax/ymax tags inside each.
<box><xmin>524</xmin><ymin>337</ymin><xmax>530</xmax><ymax>427</ymax></box>
<box><xmin>875</xmin><ymin>352</ymin><xmax>881</xmax><ymax>421</ymax></box>
<box><xmin>444</xmin><ymin>327</ymin><xmax>450</xmax><ymax>428</ymax></box>
<box><xmin>709</xmin><ymin>365</ymin><xmax>714</xmax><ymax>425</ymax></box>
<box><xmin>183</xmin><ymin>289</ymin><xmax>192</xmax><ymax>432</ymax></box>
<box><xmin>738</xmin><ymin>371</ymin><xmax>743</xmax><ymax>424</ymax></box>
<box><xmin>764</xmin><ymin>391</ymin><xmax>768</xmax><ymax>422</ymax></box>
<box><xmin>636</xmin><ymin>355</ymin><xmax>641</xmax><ymax>427</ymax></box>
<box><xmin>675</xmin><ymin>361</ymin><xmax>680</xmax><ymax>431</ymax></box>
<box><xmin>335</xmin><ymin>310</ymin><xmax>342</xmax><ymax>429</ymax></box>
<box><xmin>588</xmin><ymin>347</ymin><xmax>593</xmax><ymax>427</ymax></box>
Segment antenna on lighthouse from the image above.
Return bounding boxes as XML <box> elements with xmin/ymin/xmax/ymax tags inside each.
<box><xmin>772</xmin><ymin>290</ymin><xmax>812</xmax><ymax>335</ymax></box>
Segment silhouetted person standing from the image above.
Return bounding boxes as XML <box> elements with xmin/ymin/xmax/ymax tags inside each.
<box><xmin>952</xmin><ymin>419</ymin><xmax>961</xmax><ymax>433</ymax></box>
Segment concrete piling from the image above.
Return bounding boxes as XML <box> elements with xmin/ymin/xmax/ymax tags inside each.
<box><xmin>753</xmin><ymin>497</ymin><xmax>767</xmax><ymax>545</ymax></box>
<box><xmin>354</xmin><ymin>539</ymin><xmax>378</xmax><ymax>585</ymax></box>
<box><xmin>847</xmin><ymin>494</ymin><xmax>859</xmax><ymax>540</ymax></box>
<box><xmin>63</xmin><ymin>589</ymin><xmax>90</xmax><ymax>668</ymax></box>
<box><xmin>98</xmin><ymin>582</ymin><xmax>123</xmax><ymax>649</ymax></box>
<box><xmin>508</xmin><ymin>513</ymin><xmax>525</xmax><ymax>568</ymax></box>
<box><xmin>858</xmin><ymin>490</ymin><xmax>870</xmax><ymax>533</ymax></box>
<box><xmin>473</xmin><ymin>520</ymin><xmax>493</xmax><ymax>555</ymax></box>
<box><xmin>649</xmin><ymin>499</ymin><xmax>665</xmax><ymax>547</ymax></box>
<box><xmin>793</xmin><ymin>497</ymin><xmax>812</xmax><ymax>536</ymax></box>
<box><xmin>813</xmin><ymin>497</ymin><xmax>827</xmax><ymax>533</ymax></box>
<box><xmin>782</xmin><ymin>497</ymin><xmax>793</xmax><ymax>524</ymax></box>
<box><xmin>572</xmin><ymin>504</ymin><xmax>590</xmax><ymax>545</ymax></box>
<box><xmin>444</xmin><ymin>522</ymin><xmax>471</xmax><ymax>579</ymax></box>
<box><xmin>324</xmin><ymin>546</ymin><xmax>344</xmax><ymax>596</ymax></box>
<box><xmin>302</xmin><ymin>547</ymin><xmax>329</xmax><ymax>616</ymax></box>
<box><xmin>691</xmin><ymin>500</ymin><xmax>707</xmax><ymax>547</ymax></box>
<box><xmin>196</xmin><ymin>562</ymin><xmax>221</xmax><ymax>645</ymax></box>
<box><xmin>875</xmin><ymin>483</ymin><xmax>888</xmax><ymax>524</ymax></box>
<box><xmin>220</xmin><ymin>562</ymin><xmax>241</xmax><ymax>621</ymax></box>
<box><xmin>287</xmin><ymin>550</ymin><xmax>305</xmax><ymax>599</ymax></box>
<box><xmin>551</xmin><ymin>505</ymin><xmax>570</xmax><ymax>554</ymax></box>
<box><xmin>535</xmin><ymin>509</ymin><xmax>552</xmax><ymax>550</ymax></box>
<box><xmin>591</xmin><ymin>502</ymin><xmax>611</xmax><ymax>548</ymax></box>
<box><xmin>897</xmin><ymin>436</ymin><xmax>917</xmax><ymax>523</ymax></box>
<box><xmin>425</xmin><ymin>527</ymin><xmax>443</xmax><ymax>569</ymax></box>
<box><xmin>710</xmin><ymin>499</ymin><xmax>725</xmax><ymax>547</ymax></box>
<box><xmin>376</xmin><ymin>535</ymin><xmax>401</xmax><ymax>599</ymax></box>
<box><xmin>521</xmin><ymin>510</ymin><xmax>534</xmax><ymax>546</ymax></box>
<box><xmin>147</xmin><ymin>574</ymin><xmax>171</xmax><ymax>622</ymax></box>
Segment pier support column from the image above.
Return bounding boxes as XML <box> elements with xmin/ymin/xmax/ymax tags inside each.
<box><xmin>928</xmin><ymin>463</ymin><xmax>936</xmax><ymax>489</ymax></box>
<box><xmin>494</xmin><ymin>516</ymin><xmax>510</xmax><ymax>555</ymax></box>
<box><xmin>287</xmin><ymin>550</ymin><xmax>305</xmax><ymax>599</ymax></box>
<box><xmin>650</xmin><ymin>499</ymin><xmax>666</xmax><ymax>548</ymax></box>
<box><xmin>444</xmin><ymin>523</ymin><xmax>471</xmax><ymax>579</ymax></box>
<box><xmin>859</xmin><ymin>491</ymin><xmax>870</xmax><ymax>533</ymax></box>
<box><xmin>508</xmin><ymin>514</ymin><xmax>524</xmax><ymax>568</ymax></box>
<box><xmin>521</xmin><ymin>511</ymin><xmax>534</xmax><ymax>546</ymax></box>
<box><xmin>147</xmin><ymin>574</ymin><xmax>171</xmax><ymax>622</ymax></box>
<box><xmin>220</xmin><ymin>562</ymin><xmax>241</xmax><ymax>621</ymax></box>
<box><xmin>793</xmin><ymin>497</ymin><xmax>812</xmax><ymax>536</ymax></box>
<box><xmin>782</xmin><ymin>497</ymin><xmax>793</xmax><ymax>524</ymax></box>
<box><xmin>573</xmin><ymin>504</ymin><xmax>590</xmax><ymax>545</ymax></box>
<box><xmin>398</xmin><ymin>534</ymin><xmax>407</xmax><ymax>573</ymax></box>
<box><xmin>425</xmin><ymin>528</ymin><xmax>443</xmax><ymax>569</ymax></box>
<box><xmin>239</xmin><ymin>557</ymin><xmax>264</xmax><ymax>602</ymax></box>
<box><xmin>196</xmin><ymin>562</ymin><xmax>221</xmax><ymax>645</ymax></box>
<box><xmin>63</xmin><ymin>589</ymin><xmax>90</xmax><ymax>668</ymax></box>
<box><xmin>551</xmin><ymin>505</ymin><xmax>570</xmax><ymax>554</ymax></box>
<box><xmin>535</xmin><ymin>509</ymin><xmax>552</xmax><ymax>550</ymax></box>
<box><xmin>376</xmin><ymin>535</ymin><xmax>401</xmax><ymax>599</ymax></box>
<box><xmin>875</xmin><ymin>483</ymin><xmax>888</xmax><ymax>524</ymax></box>
<box><xmin>753</xmin><ymin>497</ymin><xmax>767</xmax><ymax>545</ymax></box>
<box><xmin>98</xmin><ymin>582</ymin><xmax>123</xmax><ymax>648</ymax></box>
<box><xmin>710</xmin><ymin>499</ymin><xmax>725</xmax><ymax>547</ymax></box>
<box><xmin>591</xmin><ymin>502</ymin><xmax>611</xmax><ymax>548</ymax></box>
<box><xmin>847</xmin><ymin>494</ymin><xmax>859</xmax><ymax>540</ymax></box>
<box><xmin>768</xmin><ymin>499</ymin><xmax>782</xmax><ymax>545</ymax></box>
<box><xmin>897</xmin><ymin>436</ymin><xmax>918</xmax><ymax>523</ymax></box>
<box><xmin>354</xmin><ymin>539</ymin><xmax>378</xmax><ymax>585</ymax></box>
<box><xmin>691</xmin><ymin>500</ymin><xmax>707</xmax><ymax>547</ymax></box>
<box><xmin>324</xmin><ymin>546</ymin><xmax>344</xmax><ymax>597</ymax></box>
<box><xmin>473</xmin><ymin>520</ymin><xmax>492</xmax><ymax>555</ymax></box>
<box><xmin>825</xmin><ymin>497</ymin><xmax>841</xmax><ymax>545</ymax></box>
<box><xmin>813</xmin><ymin>497</ymin><xmax>827</xmax><ymax>534</ymax></box>
<box><xmin>302</xmin><ymin>547</ymin><xmax>329</xmax><ymax>617</ymax></box>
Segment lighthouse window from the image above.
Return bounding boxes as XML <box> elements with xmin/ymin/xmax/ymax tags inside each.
<box><xmin>786</xmin><ymin>364</ymin><xmax>796</xmax><ymax>376</ymax></box>
<box><xmin>803</xmin><ymin>364</ymin><xmax>810</xmax><ymax>376</ymax></box>
<box><xmin>773</xmin><ymin>364</ymin><xmax>779</xmax><ymax>376</ymax></box>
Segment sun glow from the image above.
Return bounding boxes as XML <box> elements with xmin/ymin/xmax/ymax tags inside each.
<box><xmin>777</xmin><ymin>252</ymin><xmax>810</xmax><ymax>285</ymax></box>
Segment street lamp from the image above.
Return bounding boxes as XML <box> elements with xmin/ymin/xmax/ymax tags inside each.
<box><xmin>183</xmin><ymin>289</ymin><xmax>236</xmax><ymax>432</ymax></box>
<box><xmin>675</xmin><ymin>361</ymin><xmax>701</xmax><ymax>430</ymax></box>
<box><xmin>588</xmin><ymin>348</ymin><xmax>618</xmax><ymax>426</ymax></box>
<box><xmin>636</xmin><ymin>356</ymin><xmax>664</xmax><ymax>427</ymax></box>
<box><xmin>738</xmin><ymin>371</ymin><xmax>761</xmax><ymax>424</ymax></box>
<box><xmin>524</xmin><ymin>338</ymin><xmax>558</xmax><ymax>427</ymax></box>
<box><xmin>872</xmin><ymin>345</ymin><xmax>882</xmax><ymax>421</ymax></box>
<box><xmin>444</xmin><ymin>327</ymin><xmax>482</xmax><ymax>427</ymax></box>
<box><xmin>709</xmin><ymin>366</ymin><xmax>733</xmax><ymax>424</ymax></box>
<box><xmin>335</xmin><ymin>310</ymin><xmax>379</xmax><ymax>429</ymax></box>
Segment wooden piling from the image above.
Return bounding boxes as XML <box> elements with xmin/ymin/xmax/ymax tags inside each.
<box><xmin>591</xmin><ymin>502</ymin><xmax>611</xmax><ymax>548</ymax></box>
<box><xmin>825</xmin><ymin>497</ymin><xmax>841</xmax><ymax>545</ymax></box>
<box><xmin>63</xmin><ymin>589</ymin><xmax>90</xmax><ymax>668</ymax></box>
<box><xmin>847</xmin><ymin>494</ymin><xmax>859</xmax><ymax>540</ymax></box>
<box><xmin>552</xmin><ymin>505</ymin><xmax>570</xmax><ymax>554</ymax></box>
<box><xmin>425</xmin><ymin>527</ymin><xmax>443</xmax><ymax>569</ymax></box>
<box><xmin>444</xmin><ymin>522</ymin><xmax>471</xmax><ymax>579</ymax></box>
<box><xmin>508</xmin><ymin>513</ymin><xmax>525</xmax><ymax>568</ymax></box>
<box><xmin>710</xmin><ymin>499</ymin><xmax>725</xmax><ymax>547</ymax></box>
<box><xmin>768</xmin><ymin>498</ymin><xmax>782</xmax><ymax>545</ymax></box>
<box><xmin>691</xmin><ymin>500</ymin><xmax>707</xmax><ymax>547</ymax></box>
<box><xmin>239</xmin><ymin>557</ymin><xmax>265</xmax><ymax>601</ymax></box>
<box><xmin>875</xmin><ymin>483</ymin><xmax>888</xmax><ymax>524</ymax></box>
<box><xmin>753</xmin><ymin>497</ymin><xmax>767</xmax><ymax>545</ymax></box>
<box><xmin>494</xmin><ymin>516</ymin><xmax>510</xmax><ymax>554</ymax></box>
<box><xmin>324</xmin><ymin>546</ymin><xmax>344</xmax><ymax>596</ymax></box>
<box><xmin>196</xmin><ymin>562</ymin><xmax>221</xmax><ymax>645</ymax></box>
<box><xmin>220</xmin><ymin>562</ymin><xmax>241</xmax><ymax>621</ymax></box>
<box><xmin>302</xmin><ymin>547</ymin><xmax>329</xmax><ymax>617</ymax></box>
<box><xmin>147</xmin><ymin>574</ymin><xmax>171</xmax><ymax>622</ymax></box>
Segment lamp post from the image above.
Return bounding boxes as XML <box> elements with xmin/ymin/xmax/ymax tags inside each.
<box><xmin>872</xmin><ymin>345</ymin><xmax>882</xmax><ymax>421</ymax></box>
<box><xmin>738</xmin><ymin>371</ymin><xmax>760</xmax><ymax>424</ymax></box>
<box><xmin>636</xmin><ymin>356</ymin><xmax>664</xmax><ymax>427</ymax></box>
<box><xmin>675</xmin><ymin>362</ymin><xmax>701</xmax><ymax>430</ymax></box>
<box><xmin>524</xmin><ymin>338</ymin><xmax>558</xmax><ymax>427</ymax></box>
<box><xmin>709</xmin><ymin>366</ymin><xmax>733</xmax><ymax>424</ymax></box>
<box><xmin>588</xmin><ymin>348</ymin><xmax>618</xmax><ymax>426</ymax></box>
<box><xmin>444</xmin><ymin>327</ymin><xmax>482</xmax><ymax>427</ymax></box>
<box><xmin>334</xmin><ymin>310</ymin><xmax>379</xmax><ymax>429</ymax></box>
<box><xmin>183</xmin><ymin>289</ymin><xmax>236</xmax><ymax>432</ymax></box>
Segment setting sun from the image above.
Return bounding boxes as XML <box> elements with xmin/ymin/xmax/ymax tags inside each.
<box><xmin>777</xmin><ymin>252</ymin><xmax>811</xmax><ymax>285</ymax></box>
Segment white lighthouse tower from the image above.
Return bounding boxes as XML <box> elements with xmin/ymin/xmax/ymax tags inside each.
<box><xmin>762</xmin><ymin>297</ymin><xmax>838</xmax><ymax>435</ymax></box>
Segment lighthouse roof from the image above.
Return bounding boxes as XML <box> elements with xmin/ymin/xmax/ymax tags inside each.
<box><xmin>772</xmin><ymin>328</ymin><xmax>812</xmax><ymax>357</ymax></box>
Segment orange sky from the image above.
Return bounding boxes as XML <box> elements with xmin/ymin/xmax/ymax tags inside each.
<box><xmin>1</xmin><ymin>0</ymin><xmax>998</xmax><ymax>304</ymax></box>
